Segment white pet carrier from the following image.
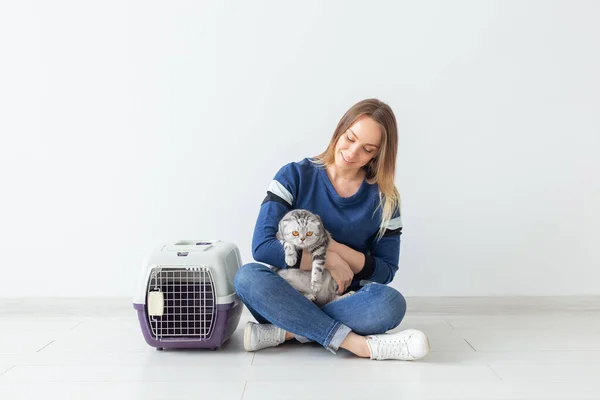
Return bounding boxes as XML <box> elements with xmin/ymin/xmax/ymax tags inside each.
<box><xmin>133</xmin><ymin>240</ymin><xmax>243</xmax><ymax>350</ymax></box>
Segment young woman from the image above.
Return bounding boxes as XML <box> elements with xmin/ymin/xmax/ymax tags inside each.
<box><xmin>233</xmin><ymin>99</ymin><xmax>429</xmax><ymax>360</ymax></box>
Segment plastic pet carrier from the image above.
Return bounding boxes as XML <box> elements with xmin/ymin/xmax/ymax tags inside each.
<box><xmin>133</xmin><ymin>240</ymin><xmax>243</xmax><ymax>350</ymax></box>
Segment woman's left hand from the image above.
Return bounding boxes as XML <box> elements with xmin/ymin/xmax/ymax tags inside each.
<box><xmin>324</xmin><ymin>251</ymin><xmax>354</xmax><ymax>294</ymax></box>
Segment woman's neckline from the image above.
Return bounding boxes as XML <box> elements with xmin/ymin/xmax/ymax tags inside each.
<box><xmin>317</xmin><ymin>163</ymin><xmax>370</xmax><ymax>203</ymax></box>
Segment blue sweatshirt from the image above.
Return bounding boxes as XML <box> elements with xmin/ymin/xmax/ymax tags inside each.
<box><xmin>251</xmin><ymin>158</ymin><xmax>403</xmax><ymax>290</ymax></box>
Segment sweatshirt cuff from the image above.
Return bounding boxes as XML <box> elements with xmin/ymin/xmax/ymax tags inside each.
<box><xmin>354</xmin><ymin>254</ymin><xmax>375</xmax><ymax>280</ymax></box>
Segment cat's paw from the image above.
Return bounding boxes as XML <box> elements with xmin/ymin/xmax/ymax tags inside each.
<box><xmin>285</xmin><ymin>253</ymin><xmax>298</xmax><ymax>266</ymax></box>
<box><xmin>304</xmin><ymin>293</ymin><xmax>317</xmax><ymax>302</ymax></box>
<box><xmin>310</xmin><ymin>281</ymin><xmax>322</xmax><ymax>294</ymax></box>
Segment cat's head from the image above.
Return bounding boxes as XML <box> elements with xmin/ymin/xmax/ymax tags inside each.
<box><xmin>278</xmin><ymin>209</ymin><xmax>325</xmax><ymax>248</ymax></box>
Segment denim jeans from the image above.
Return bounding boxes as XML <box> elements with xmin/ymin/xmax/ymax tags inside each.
<box><xmin>233</xmin><ymin>262</ymin><xmax>407</xmax><ymax>353</ymax></box>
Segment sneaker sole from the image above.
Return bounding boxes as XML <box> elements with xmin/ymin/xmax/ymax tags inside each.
<box><xmin>243</xmin><ymin>322</ymin><xmax>255</xmax><ymax>352</ymax></box>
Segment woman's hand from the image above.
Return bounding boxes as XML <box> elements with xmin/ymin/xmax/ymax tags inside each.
<box><xmin>324</xmin><ymin>251</ymin><xmax>354</xmax><ymax>295</ymax></box>
<box><xmin>299</xmin><ymin>249</ymin><xmax>354</xmax><ymax>294</ymax></box>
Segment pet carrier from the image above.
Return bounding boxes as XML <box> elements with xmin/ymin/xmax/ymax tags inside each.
<box><xmin>133</xmin><ymin>240</ymin><xmax>243</xmax><ymax>350</ymax></box>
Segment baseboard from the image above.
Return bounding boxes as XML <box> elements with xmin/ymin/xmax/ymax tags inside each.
<box><xmin>404</xmin><ymin>296</ymin><xmax>600</xmax><ymax>315</ymax></box>
<box><xmin>0</xmin><ymin>296</ymin><xmax>599</xmax><ymax>316</ymax></box>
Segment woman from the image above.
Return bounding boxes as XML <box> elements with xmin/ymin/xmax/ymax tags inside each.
<box><xmin>233</xmin><ymin>99</ymin><xmax>429</xmax><ymax>360</ymax></box>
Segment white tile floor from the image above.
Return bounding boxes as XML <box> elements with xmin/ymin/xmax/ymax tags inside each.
<box><xmin>1</xmin><ymin>298</ymin><xmax>600</xmax><ymax>399</ymax></box>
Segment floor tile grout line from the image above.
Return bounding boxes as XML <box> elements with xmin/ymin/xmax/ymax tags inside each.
<box><xmin>36</xmin><ymin>340</ymin><xmax>56</xmax><ymax>353</ymax></box>
<box><xmin>464</xmin><ymin>338</ymin><xmax>477</xmax><ymax>352</ymax></box>
<box><xmin>487</xmin><ymin>364</ymin><xmax>503</xmax><ymax>381</ymax></box>
<box><xmin>251</xmin><ymin>353</ymin><xmax>256</xmax><ymax>366</ymax></box>
<box><xmin>0</xmin><ymin>365</ymin><xmax>15</xmax><ymax>377</ymax></box>
<box><xmin>240</xmin><ymin>381</ymin><xmax>248</xmax><ymax>400</ymax></box>
<box><xmin>69</xmin><ymin>320</ymin><xmax>85</xmax><ymax>331</ymax></box>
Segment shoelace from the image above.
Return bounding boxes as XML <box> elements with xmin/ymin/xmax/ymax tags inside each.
<box><xmin>373</xmin><ymin>334</ymin><xmax>411</xmax><ymax>359</ymax></box>
<box><xmin>258</xmin><ymin>325</ymin><xmax>283</xmax><ymax>345</ymax></box>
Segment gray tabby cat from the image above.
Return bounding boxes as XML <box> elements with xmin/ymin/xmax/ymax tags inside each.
<box><xmin>275</xmin><ymin>209</ymin><xmax>353</xmax><ymax>307</ymax></box>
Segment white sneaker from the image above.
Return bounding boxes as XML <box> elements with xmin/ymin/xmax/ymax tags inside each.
<box><xmin>243</xmin><ymin>322</ymin><xmax>286</xmax><ymax>352</ymax></box>
<box><xmin>366</xmin><ymin>329</ymin><xmax>430</xmax><ymax>361</ymax></box>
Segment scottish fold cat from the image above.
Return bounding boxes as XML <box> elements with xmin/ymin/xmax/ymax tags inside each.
<box><xmin>276</xmin><ymin>209</ymin><xmax>354</xmax><ymax>307</ymax></box>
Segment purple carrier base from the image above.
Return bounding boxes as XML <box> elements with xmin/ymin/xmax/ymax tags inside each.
<box><xmin>133</xmin><ymin>301</ymin><xmax>242</xmax><ymax>351</ymax></box>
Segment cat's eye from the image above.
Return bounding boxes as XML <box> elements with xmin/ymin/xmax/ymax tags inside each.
<box><xmin>306</xmin><ymin>232</ymin><xmax>313</xmax><ymax>237</ymax></box>
<box><xmin>292</xmin><ymin>231</ymin><xmax>299</xmax><ymax>236</ymax></box>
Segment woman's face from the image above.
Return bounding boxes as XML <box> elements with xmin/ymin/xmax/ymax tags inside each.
<box><xmin>333</xmin><ymin>115</ymin><xmax>382</xmax><ymax>173</ymax></box>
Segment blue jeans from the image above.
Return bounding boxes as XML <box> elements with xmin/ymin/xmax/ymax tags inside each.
<box><xmin>233</xmin><ymin>262</ymin><xmax>407</xmax><ymax>353</ymax></box>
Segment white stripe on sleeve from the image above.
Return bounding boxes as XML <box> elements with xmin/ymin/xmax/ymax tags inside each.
<box><xmin>267</xmin><ymin>180</ymin><xmax>293</xmax><ymax>206</ymax></box>
<box><xmin>383</xmin><ymin>215</ymin><xmax>403</xmax><ymax>230</ymax></box>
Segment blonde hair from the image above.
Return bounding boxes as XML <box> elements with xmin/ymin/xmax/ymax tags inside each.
<box><xmin>313</xmin><ymin>98</ymin><xmax>401</xmax><ymax>241</ymax></box>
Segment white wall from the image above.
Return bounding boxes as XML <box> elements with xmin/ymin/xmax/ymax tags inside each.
<box><xmin>0</xmin><ymin>0</ymin><xmax>598</xmax><ymax>297</ymax></box>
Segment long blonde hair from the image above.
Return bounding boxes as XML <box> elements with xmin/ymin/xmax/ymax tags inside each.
<box><xmin>313</xmin><ymin>98</ymin><xmax>401</xmax><ymax>241</ymax></box>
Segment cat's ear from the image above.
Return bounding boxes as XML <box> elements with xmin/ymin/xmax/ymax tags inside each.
<box><xmin>280</xmin><ymin>216</ymin><xmax>294</xmax><ymax>225</ymax></box>
<box><xmin>277</xmin><ymin>218</ymin><xmax>287</xmax><ymax>235</ymax></box>
<box><xmin>313</xmin><ymin>213</ymin><xmax>324</xmax><ymax>226</ymax></box>
<box><xmin>280</xmin><ymin>211</ymin><xmax>292</xmax><ymax>224</ymax></box>
<box><xmin>279</xmin><ymin>214</ymin><xmax>294</xmax><ymax>234</ymax></box>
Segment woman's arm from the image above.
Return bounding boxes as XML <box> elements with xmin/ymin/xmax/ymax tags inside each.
<box><xmin>298</xmin><ymin>240</ymin><xmax>366</xmax><ymax>274</ymax></box>
<box><xmin>328</xmin><ymin>240</ymin><xmax>365</xmax><ymax>274</ymax></box>
<box><xmin>298</xmin><ymin>240</ymin><xmax>367</xmax><ymax>275</ymax></box>
<box><xmin>299</xmin><ymin>248</ymin><xmax>355</xmax><ymax>294</ymax></box>
<box><xmin>330</xmin><ymin>234</ymin><xmax>401</xmax><ymax>285</ymax></box>
<box><xmin>298</xmin><ymin>246</ymin><xmax>363</xmax><ymax>273</ymax></box>
<box><xmin>330</xmin><ymin>209</ymin><xmax>403</xmax><ymax>284</ymax></box>
<box><xmin>252</xmin><ymin>200</ymin><xmax>294</xmax><ymax>268</ymax></box>
<box><xmin>252</xmin><ymin>162</ymin><xmax>300</xmax><ymax>268</ymax></box>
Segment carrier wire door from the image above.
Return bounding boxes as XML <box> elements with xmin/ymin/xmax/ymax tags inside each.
<box><xmin>147</xmin><ymin>266</ymin><xmax>216</xmax><ymax>341</ymax></box>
